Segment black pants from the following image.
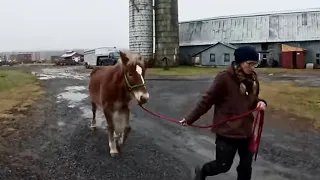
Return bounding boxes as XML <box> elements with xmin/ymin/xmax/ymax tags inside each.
<box><xmin>200</xmin><ymin>135</ymin><xmax>253</xmax><ymax>180</ymax></box>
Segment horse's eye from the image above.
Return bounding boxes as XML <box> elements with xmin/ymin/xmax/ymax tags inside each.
<box><xmin>128</xmin><ymin>73</ymin><xmax>132</xmax><ymax>76</ymax></box>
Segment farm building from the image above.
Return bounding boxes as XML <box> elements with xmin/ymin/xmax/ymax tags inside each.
<box><xmin>191</xmin><ymin>42</ymin><xmax>236</xmax><ymax>66</ymax></box>
<box><xmin>179</xmin><ymin>8</ymin><xmax>320</xmax><ymax>68</ymax></box>
<box><xmin>9</xmin><ymin>53</ymin><xmax>33</xmax><ymax>63</ymax></box>
<box><xmin>0</xmin><ymin>49</ymin><xmax>85</xmax><ymax>62</ymax></box>
<box><xmin>60</xmin><ymin>51</ymin><xmax>84</xmax><ymax>62</ymax></box>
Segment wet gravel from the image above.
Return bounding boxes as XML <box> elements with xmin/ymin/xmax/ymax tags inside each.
<box><xmin>0</xmin><ymin>66</ymin><xmax>319</xmax><ymax>180</ymax></box>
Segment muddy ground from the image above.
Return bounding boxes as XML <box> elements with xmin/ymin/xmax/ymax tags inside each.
<box><xmin>0</xmin><ymin>65</ymin><xmax>319</xmax><ymax>180</ymax></box>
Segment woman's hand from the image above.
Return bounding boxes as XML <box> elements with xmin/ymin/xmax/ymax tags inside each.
<box><xmin>257</xmin><ymin>101</ymin><xmax>267</xmax><ymax>111</ymax></box>
<box><xmin>179</xmin><ymin>118</ymin><xmax>188</xmax><ymax>126</ymax></box>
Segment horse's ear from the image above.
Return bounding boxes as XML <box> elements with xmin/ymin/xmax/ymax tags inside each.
<box><xmin>119</xmin><ymin>51</ymin><xmax>129</xmax><ymax>65</ymax></box>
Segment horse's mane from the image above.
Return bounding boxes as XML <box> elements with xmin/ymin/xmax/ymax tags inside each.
<box><xmin>117</xmin><ymin>52</ymin><xmax>145</xmax><ymax>69</ymax></box>
<box><xmin>90</xmin><ymin>66</ymin><xmax>104</xmax><ymax>76</ymax></box>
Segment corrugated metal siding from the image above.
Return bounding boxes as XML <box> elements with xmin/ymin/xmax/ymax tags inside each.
<box><xmin>179</xmin><ymin>11</ymin><xmax>320</xmax><ymax>46</ymax></box>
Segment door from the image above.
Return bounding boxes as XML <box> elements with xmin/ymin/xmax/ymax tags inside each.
<box><xmin>281</xmin><ymin>52</ymin><xmax>292</xmax><ymax>68</ymax></box>
<box><xmin>292</xmin><ymin>51</ymin><xmax>297</xmax><ymax>69</ymax></box>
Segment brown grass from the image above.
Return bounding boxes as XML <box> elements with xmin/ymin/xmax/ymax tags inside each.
<box><xmin>146</xmin><ymin>66</ymin><xmax>320</xmax><ymax>76</ymax></box>
<box><xmin>146</xmin><ymin>66</ymin><xmax>224</xmax><ymax>76</ymax></box>
<box><xmin>0</xmin><ymin>70</ymin><xmax>45</xmax><ymax>137</ymax></box>
<box><xmin>260</xmin><ymin>82</ymin><xmax>320</xmax><ymax>128</ymax></box>
<box><xmin>256</xmin><ymin>68</ymin><xmax>320</xmax><ymax>75</ymax></box>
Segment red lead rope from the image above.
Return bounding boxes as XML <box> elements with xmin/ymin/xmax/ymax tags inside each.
<box><xmin>139</xmin><ymin>105</ymin><xmax>265</xmax><ymax>161</ymax></box>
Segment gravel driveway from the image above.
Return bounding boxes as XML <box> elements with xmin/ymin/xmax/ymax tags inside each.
<box><xmin>0</xmin><ymin>66</ymin><xmax>319</xmax><ymax>180</ymax></box>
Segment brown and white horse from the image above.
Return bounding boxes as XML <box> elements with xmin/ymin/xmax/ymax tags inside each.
<box><xmin>88</xmin><ymin>51</ymin><xmax>149</xmax><ymax>157</ymax></box>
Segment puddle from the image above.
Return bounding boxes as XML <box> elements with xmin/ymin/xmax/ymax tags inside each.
<box><xmin>31</xmin><ymin>67</ymin><xmax>87</xmax><ymax>80</ymax></box>
<box><xmin>57</xmin><ymin>121</ymin><xmax>66</xmax><ymax>127</ymax></box>
<box><xmin>54</xmin><ymin>85</ymin><xmax>106</xmax><ymax>129</ymax></box>
<box><xmin>80</xmin><ymin>106</ymin><xmax>107</xmax><ymax>129</ymax></box>
<box><xmin>56</xmin><ymin>86</ymin><xmax>88</xmax><ymax>108</ymax></box>
<box><xmin>65</xmin><ymin>86</ymin><xmax>87</xmax><ymax>91</ymax></box>
<box><xmin>57</xmin><ymin>92</ymin><xmax>88</xmax><ymax>107</ymax></box>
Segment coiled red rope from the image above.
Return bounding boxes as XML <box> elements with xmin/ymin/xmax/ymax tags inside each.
<box><xmin>139</xmin><ymin>105</ymin><xmax>265</xmax><ymax>161</ymax></box>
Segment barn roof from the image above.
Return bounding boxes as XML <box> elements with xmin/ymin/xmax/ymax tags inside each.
<box><xmin>179</xmin><ymin>8</ymin><xmax>320</xmax><ymax>46</ymax></box>
<box><xmin>61</xmin><ymin>51</ymin><xmax>76</xmax><ymax>58</ymax></box>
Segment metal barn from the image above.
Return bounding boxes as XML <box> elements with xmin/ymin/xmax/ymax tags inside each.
<box><xmin>179</xmin><ymin>8</ymin><xmax>320</xmax><ymax>68</ymax></box>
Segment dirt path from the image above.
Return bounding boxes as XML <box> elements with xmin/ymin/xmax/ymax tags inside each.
<box><xmin>0</xmin><ymin>66</ymin><xmax>319</xmax><ymax>180</ymax></box>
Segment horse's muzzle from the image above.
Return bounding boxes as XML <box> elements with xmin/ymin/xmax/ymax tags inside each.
<box><xmin>139</xmin><ymin>95</ymin><xmax>148</xmax><ymax>105</ymax></box>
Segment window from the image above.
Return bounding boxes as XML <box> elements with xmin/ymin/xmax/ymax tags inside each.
<box><xmin>210</xmin><ymin>54</ymin><xmax>215</xmax><ymax>62</ymax></box>
<box><xmin>302</xmin><ymin>13</ymin><xmax>307</xmax><ymax>25</ymax></box>
<box><xmin>261</xmin><ymin>43</ymin><xmax>268</xmax><ymax>51</ymax></box>
<box><xmin>224</xmin><ymin>53</ymin><xmax>230</xmax><ymax>62</ymax></box>
<box><xmin>316</xmin><ymin>53</ymin><xmax>320</xmax><ymax>64</ymax></box>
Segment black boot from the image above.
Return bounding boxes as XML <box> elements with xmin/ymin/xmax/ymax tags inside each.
<box><xmin>191</xmin><ymin>165</ymin><xmax>205</xmax><ymax>180</ymax></box>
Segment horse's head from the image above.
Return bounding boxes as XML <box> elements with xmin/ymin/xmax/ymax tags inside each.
<box><xmin>119</xmin><ymin>51</ymin><xmax>149</xmax><ymax>104</ymax></box>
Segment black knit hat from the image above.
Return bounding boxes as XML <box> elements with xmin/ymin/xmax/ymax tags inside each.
<box><xmin>234</xmin><ymin>46</ymin><xmax>259</xmax><ymax>64</ymax></box>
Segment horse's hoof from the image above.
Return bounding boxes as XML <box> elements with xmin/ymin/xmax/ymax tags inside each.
<box><xmin>110</xmin><ymin>152</ymin><xmax>119</xmax><ymax>157</ymax></box>
<box><xmin>90</xmin><ymin>125</ymin><xmax>97</xmax><ymax>131</ymax></box>
<box><xmin>116</xmin><ymin>141</ymin><xmax>121</xmax><ymax>152</ymax></box>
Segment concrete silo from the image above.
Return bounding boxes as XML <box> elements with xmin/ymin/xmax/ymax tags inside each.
<box><xmin>129</xmin><ymin>0</ymin><xmax>154</xmax><ymax>60</ymax></box>
<box><xmin>154</xmin><ymin>0</ymin><xmax>179</xmax><ymax>66</ymax></box>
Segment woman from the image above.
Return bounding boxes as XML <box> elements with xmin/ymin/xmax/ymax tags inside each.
<box><xmin>180</xmin><ymin>46</ymin><xmax>267</xmax><ymax>180</ymax></box>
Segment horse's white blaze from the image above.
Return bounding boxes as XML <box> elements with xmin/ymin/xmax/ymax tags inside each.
<box><xmin>133</xmin><ymin>65</ymin><xmax>149</xmax><ymax>101</ymax></box>
<box><xmin>136</xmin><ymin>65</ymin><xmax>144</xmax><ymax>83</ymax></box>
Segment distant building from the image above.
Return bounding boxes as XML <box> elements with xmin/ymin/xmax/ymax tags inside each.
<box><xmin>50</xmin><ymin>55</ymin><xmax>61</xmax><ymax>62</ymax></box>
<box><xmin>0</xmin><ymin>49</ymin><xmax>86</xmax><ymax>61</ymax></box>
<box><xmin>10</xmin><ymin>53</ymin><xmax>33</xmax><ymax>63</ymax></box>
<box><xmin>60</xmin><ymin>51</ymin><xmax>84</xmax><ymax>62</ymax></box>
<box><xmin>179</xmin><ymin>8</ymin><xmax>320</xmax><ymax>68</ymax></box>
<box><xmin>191</xmin><ymin>42</ymin><xmax>236</xmax><ymax>66</ymax></box>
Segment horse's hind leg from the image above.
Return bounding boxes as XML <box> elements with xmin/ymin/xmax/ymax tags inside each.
<box><xmin>121</xmin><ymin>126</ymin><xmax>131</xmax><ymax>146</ymax></box>
<box><xmin>91</xmin><ymin>101</ymin><xmax>97</xmax><ymax>130</ymax></box>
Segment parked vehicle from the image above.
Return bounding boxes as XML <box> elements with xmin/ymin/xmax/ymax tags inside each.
<box><xmin>83</xmin><ymin>47</ymin><xmax>119</xmax><ymax>69</ymax></box>
<box><xmin>55</xmin><ymin>59</ymin><xmax>78</xmax><ymax>66</ymax></box>
<box><xmin>0</xmin><ymin>60</ymin><xmax>18</xmax><ymax>66</ymax></box>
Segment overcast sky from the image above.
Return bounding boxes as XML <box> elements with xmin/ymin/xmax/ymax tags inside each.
<box><xmin>0</xmin><ymin>0</ymin><xmax>319</xmax><ymax>51</ymax></box>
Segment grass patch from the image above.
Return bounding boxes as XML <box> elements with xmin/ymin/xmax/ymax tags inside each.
<box><xmin>0</xmin><ymin>70</ymin><xmax>37</xmax><ymax>92</ymax></box>
<box><xmin>146</xmin><ymin>66</ymin><xmax>320</xmax><ymax>76</ymax></box>
<box><xmin>256</xmin><ymin>68</ymin><xmax>320</xmax><ymax>75</ymax></box>
<box><xmin>260</xmin><ymin>82</ymin><xmax>320</xmax><ymax>128</ymax></box>
<box><xmin>0</xmin><ymin>70</ymin><xmax>45</xmax><ymax>137</ymax></box>
<box><xmin>146</xmin><ymin>66</ymin><xmax>224</xmax><ymax>76</ymax></box>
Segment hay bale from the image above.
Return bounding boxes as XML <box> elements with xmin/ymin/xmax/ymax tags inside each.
<box><xmin>306</xmin><ymin>63</ymin><xmax>314</xmax><ymax>69</ymax></box>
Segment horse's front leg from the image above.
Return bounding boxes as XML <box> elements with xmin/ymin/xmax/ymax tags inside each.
<box><xmin>107</xmin><ymin>125</ymin><xmax>119</xmax><ymax>157</ymax></box>
<box><xmin>118</xmin><ymin>107</ymin><xmax>131</xmax><ymax>146</ymax></box>
<box><xmin>104</xmin><ymin>108</ymin><xmax>119</xmax><ymax>157</ymax></box>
